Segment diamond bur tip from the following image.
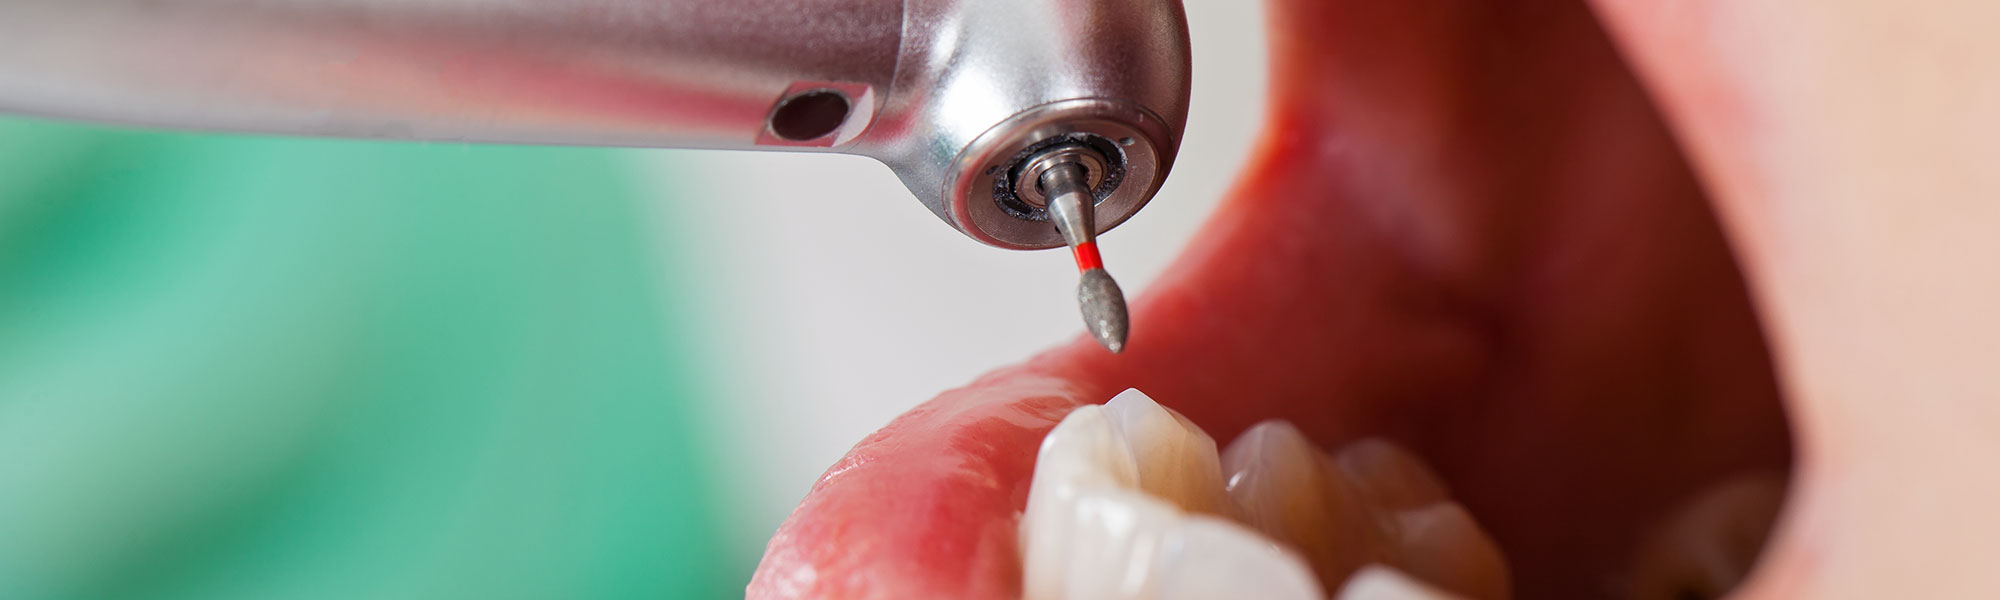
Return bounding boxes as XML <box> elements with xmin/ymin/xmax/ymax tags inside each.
<box><xmin>1077</xmin><ymin>268</ymin><xmax>1129</xmax><ymax>354</ymax></box>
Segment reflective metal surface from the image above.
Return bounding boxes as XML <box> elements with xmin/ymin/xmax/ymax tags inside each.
<box><xmin>1012</xmin><ymin>145</ymin><xmax>1108</xmax><ymax>208</ymax></box>
<box><xmin>1042</xmin><ymin>162</ymin><xmax>1099</xmax><ymax>249</ymax></box>
<box><xmin>0</xmin><ymin>0</ymin><xmax>902</xmax><ymax>150</ymax></box>
<box><xmin>0</xmin><ymin>0</ymin><xmax>1191</xmax><ymax>249</ymax></box>
<box><xmin>868</xmin><ymin>0</ymin><xmax>1191</xmax><ymax>248</ymax></box>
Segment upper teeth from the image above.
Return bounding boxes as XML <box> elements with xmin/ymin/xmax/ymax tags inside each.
<box><xmin>1021</xmin><ymin>389</ymin><xmax>1511</xmax><ymax>600</ymax></box>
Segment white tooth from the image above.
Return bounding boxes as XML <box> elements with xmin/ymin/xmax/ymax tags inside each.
<box><xmin>1335</xmin><ymin>438</ymin><xmax>1450</xmax><ymax>510</ymax></box>
<box><xmin>1335</xmin><ymin>565</ymin><xmax>1468</xmax><ymax>600</ymax></box>
<box><xmin>1030</xmin><ymin>487</ymin><xmax>1325</xmax><ymax>600</ymax></box>
<box><xmin>1153</xmin><ymin>516</ymin><xmax>1325</xmax><ymax>600</ymax></box>
<box><xmin>1102</xmin><ymin>389</ymin><xmax>1234</xmax><ymax>517</ymax></box>
<box><xmin>1033</xmin><ymin>486</ymin><xmax>1184</xmax><ymax>599</ymax></box>
<box><xmin>1022</xmin><ymin>396</ymin><xmax>1323</xmax><ymax>600</ymax></box>
<box><xmin>1029</xmin><ymin>404</ymin><xmax>1141</xmax><ymax>490</ymax></box>
<box><xmin>1627</xmin><ymin>474</ymin><xmax>1785</xmax><ymax>600</ymax></box>
<box><xmin>1222</xmin><ymin>420</ymin><xmax>1392</xmax><ymax>589</ymax></box>
<box><xmin>1026</xmin><ymin>396</ymin><xmax>1510</xmax><ymax>600</ymax></box>
<box><xmin>1022</xmin><ymin>405</ymin><xmax>1142</xmax><ymax>600</ymax></box>
<box><xmin>1390</xmin><ymin>503</ymin><xmax>1512</xmax><ymax>600</ymax></box>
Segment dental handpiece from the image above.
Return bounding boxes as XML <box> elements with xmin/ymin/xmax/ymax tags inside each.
<box><xmin>0</xmin><ymin>0</ymin><xmax>1192</xmax><ymax>352</ymax></box>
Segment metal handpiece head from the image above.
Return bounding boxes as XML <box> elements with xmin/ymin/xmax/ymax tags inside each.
<box><xmin>853</xmin><ymin>0</ymin><xmax>1193</xmax><ymax>250</ymax></box>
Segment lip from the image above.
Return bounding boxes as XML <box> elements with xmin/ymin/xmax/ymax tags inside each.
<box><xmin>749</xmin><ymin>0</ymin><xmax>1793</xmax><ymax>597</ymax></box>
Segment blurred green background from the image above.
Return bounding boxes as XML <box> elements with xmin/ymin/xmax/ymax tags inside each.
<box><xmin>0</xmin><ymin>117</ymin><xmax>750</xmax><ymax>599</ymax></box>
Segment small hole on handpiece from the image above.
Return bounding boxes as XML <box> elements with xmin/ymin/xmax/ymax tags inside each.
<box><xmin>769</xmin><ymin>91</ymin><xmax>850</xmax><ymax>141</ymax></box>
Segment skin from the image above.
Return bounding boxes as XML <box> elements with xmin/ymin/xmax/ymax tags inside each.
<box><xmin>1590</xmin><ymin>0</ymin><xmax>2000</xmax><ymax>597</ymax></box>
<box><xmin>751</xmin><ymin>0</ymin><xmax>2000</xmax><ymax>597</ymax></box>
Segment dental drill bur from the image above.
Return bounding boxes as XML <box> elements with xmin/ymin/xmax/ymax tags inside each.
<box><xmin>1018</xmin><ymin>145</ymin><xmax>1130</xmax><ymax>353</ymax></box>
<box><xmin>1048</xmin><ymin>166</ymin><xmax>1130</xmax><ymax>353</ymax></box>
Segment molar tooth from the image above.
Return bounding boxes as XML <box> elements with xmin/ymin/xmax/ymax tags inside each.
<box><xmin>1627</xmin><ymin>474</ymin><xmax>1785</xmax><ymax>600</ymax></box>
<box><xmin>1335</xmin><ymin>565</ymin><xmax>1468</xmax><ymax>600</ymax></box>
<box><xmin>1334</xmin><ymin>438</ymin><xmax>1450</xmax><ymax>510</ymax></box>
<box><xmin>1102</xmin><ymin>389</ymin><xmax>1234</xmax><ymax>517</ymax></box>
<box><xmin>1222</xmin><ymin>420</ymin><xmax>1391</xmax><ymax>589</ymax></box>
<box><xmin>1391</xmin><ymin>503</ymin><xmax>1512</xmax><ymax>600</ymax></box>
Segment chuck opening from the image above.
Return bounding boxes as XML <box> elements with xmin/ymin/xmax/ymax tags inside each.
<box><xmin>993</xmin><ymin>134</ymin><xmax>1127</xmax><ymax>221</ymax></box>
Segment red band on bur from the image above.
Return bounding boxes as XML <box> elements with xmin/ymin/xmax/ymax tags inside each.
<box><xmin>1071</xmin><ymin>241</ymin><xmax>1105</xmax><ymax>272</ymax></box>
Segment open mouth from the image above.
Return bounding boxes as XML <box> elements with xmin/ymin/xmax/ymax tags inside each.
<box><xmin>748</xmin><ymin>0</ymin><xmax>1794</xmax><ymax>597</ymax></box>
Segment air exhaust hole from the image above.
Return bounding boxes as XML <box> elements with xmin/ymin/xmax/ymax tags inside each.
<box><xmin>770</xmin><ymin>91</ymin><xmax>850</xmax><ymax>141</ymax></box>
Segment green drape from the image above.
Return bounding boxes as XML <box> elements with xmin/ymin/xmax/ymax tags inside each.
<box><xmin>0</xmin><ymin>119</ymin><xmax>744</xmax><ymax>599</ymax></box>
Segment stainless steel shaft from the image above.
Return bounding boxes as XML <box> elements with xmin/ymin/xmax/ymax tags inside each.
<box><xmin>0</xmin><ymin>0</ymin><xmax>901</xmax><ymax>150</ymax></box>
<box><xmin>0</xmin><ymin>0</ymin><xmax>1192</xmax><ymax>250</ymax></box>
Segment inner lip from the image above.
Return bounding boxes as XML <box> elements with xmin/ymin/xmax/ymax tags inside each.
<box><xmin>750</xmin><ymin>0</ymin><xmax>1795</xmax><ymax>598</ymax></box>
